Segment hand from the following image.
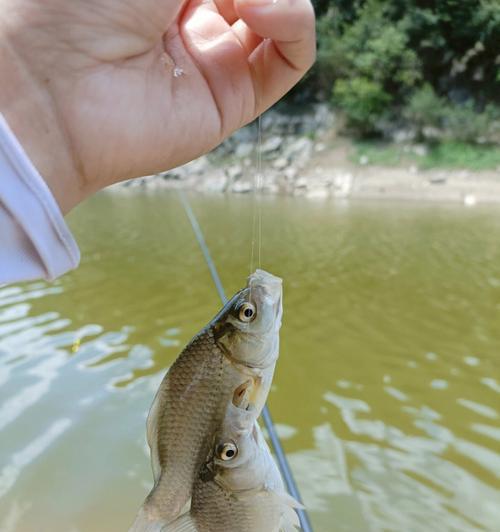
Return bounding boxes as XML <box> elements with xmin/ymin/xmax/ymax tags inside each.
<box><xmin>0</xmin><ymin>0</ymin><xmax>315</xmax><ymax>212</ymax></box>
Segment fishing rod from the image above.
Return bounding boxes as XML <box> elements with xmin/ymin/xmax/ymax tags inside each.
<box><xmin>178</xmin><ymin>189</ymin><xmax>313</xmax><ymax>532</ymax></box>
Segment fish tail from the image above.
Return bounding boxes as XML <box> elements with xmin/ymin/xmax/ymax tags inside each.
<box><xmin>129</xmin><ymin>505</ymin><xmax>167</xmax><ymax>532</ymax></box>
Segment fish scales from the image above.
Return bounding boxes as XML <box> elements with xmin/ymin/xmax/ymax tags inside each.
<box><xmin>190</xmin><ymin>477</ymin><xmax>284</xmax><ymax>532</ymax></box>
<box><xmin>146</xmin><ymin>329</ymin><xmax>251</xmax><ymax>519</ymax></box>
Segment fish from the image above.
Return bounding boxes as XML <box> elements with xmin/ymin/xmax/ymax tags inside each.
<box><xmin>163</xmin><ymin>380</ymin><xmax>302</xmax><ymax>532</ymax></box>
<box><xmin>130</xmin><ymin>270</ymin><xmax>283</xmax><ymax>531</ymax></box>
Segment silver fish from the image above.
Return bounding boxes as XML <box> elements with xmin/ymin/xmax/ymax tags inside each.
<box><xmin>131</xmin><ymin>270</ymin><xmax>283</xmax><ymax>531</ymax></box>
<box><xmin>164</xmin><ymin>380</ymin><xmax>302</xmax><ymax>532</ymax></box>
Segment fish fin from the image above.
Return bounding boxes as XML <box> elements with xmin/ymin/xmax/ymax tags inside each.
<box><xmin>162</xmin><ymin>513</ymin><xmax>198</xmax><ymax>532</ymax></box>
<box><xmin>280</xmin><ymin>505</ymin><xmax>301</xmax><ymax>531</ymax></box>
<box><xmin>146</xmin><ymin>387</ymin><xmax>163</xmax><ymax>482</ymax></box>
<box><xmin>277</xmin><ymin>491</ymin><xmax>305</xmax><ymax>510</ymax></box>
<box><xmin>129</xmin><ymin>506</ymin><xmax>167</xmax><ymax>532</ymax></box>
<box><xmin>272</xmin><ymin>491</ymin><xmax>303</xmax><ymax>531</ymax></box>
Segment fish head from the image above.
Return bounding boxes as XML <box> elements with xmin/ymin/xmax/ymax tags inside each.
<box><xmin>213</xmin><ymin>269</ymin><xmax>283</xmax><ymax>368</ymax></box>
<box><xmin>211</xmin><ymin>407</ymin><xmax>268</xmax><ymax>493</ymax></box>
<box><xmin>204</xmin><ymin>380</ymin><xmax>272</xmax><ymax>493</ymax></box>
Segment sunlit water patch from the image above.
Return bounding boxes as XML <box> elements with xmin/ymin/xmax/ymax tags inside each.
<box><xmin>1</xmin><ymin>192</ymin><xmax>499</xmax><ymax>531</ymax></box>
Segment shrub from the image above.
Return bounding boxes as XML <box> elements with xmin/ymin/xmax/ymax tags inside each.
<box><xmin>305</xmin><ymin>1</ymin><xmax>500</xmax><ymax>142</ymax></box>
<box><xmin>404</xmin><ymin>85</ymin><xmax>446</xmax><ymax>134</ymax></box>
<box><xmin>333</xmin><ymin>78</ymin><xmax>391</xmax><ymax>134</ymax></box>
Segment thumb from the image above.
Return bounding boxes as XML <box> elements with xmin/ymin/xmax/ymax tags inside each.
<box><xmin>234</xmin><ymin>0</ymin><xmax>316</xmax><ymax>113</ymax></box>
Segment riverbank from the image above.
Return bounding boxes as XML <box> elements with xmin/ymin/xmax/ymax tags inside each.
<box><xmin>115</xmin><ymin>104</ymin><xmax>500</xmax><ymax>205</ymax></box>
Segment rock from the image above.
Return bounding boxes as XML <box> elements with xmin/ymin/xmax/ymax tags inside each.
<box><xmin>412</xmin><ymin>144</ymin><xmax>428</xmax><ymax>157</ymax></box>
<box><xmin>231</xmin><ymin>125</ymin><xmax>257</xmax><ymax>144</ymax></box>
<box><xmin>313</xmin><ymin>103</ymin><xmax>335</xmax><ymax>129</ymax></box>
<box><xmin>463</xmin><ymin>194</ymin><xmax>477</xmax><ymax>206</ymax></box>
<box><xmin>315</xmin><ymin>142</ymin><xmax>326</xmax><ymax>152</ymax></box>
<box><xmin>262</xmin><ymin>181</ymin><xmax>280</xmax><ymax>194</ymax></box>
<box><xmin>213</xmin><ymin>141</ymin><xmax>233</xmax><ymax>157</ymax></box>
<box><xmin>296</xmin><ymin>115</ymin><xmax>317</xmax><ymax>135</ymax></box>
<box><xmin>294</xmin><ymin>177</ymin><xmax>308</xmax><ymax>189</ymax></box>
<box><xmin>422</xmin><ymin>126</ymin><xmax>443</xmax><ymax>141</ymax></box>
<box><xmin>283</xmin><ymin>167</ymin><xmax>298</xmax><ymax>181</ymax></box>
<box><xmin>226</xmin><ymin>164</ymin><xmax>243</xmax><ymax>181</ymax></box>
<box><xmin>125</xmin><ymin>176</ymin><xmax>153</xmax><ymax>187</ymax></box>
<box><xmin>234</xmin><ymin>142</ymin><xmax>254</xmax><ymax>158</ymax></box>
<box><xmin>333</xmin><ymin>173</ymin><xmax>353</xmax><ymax>198</ymax></box>
<box><xmin>232</xmin><ymin>181</ymin><xmax>252</xmax><ymax>193</ymax></box>
<box><xmin>282</xmin><ymin>137</ymin><xmax>313</xmax><ymax>166</ymax></box>
<box><xmin>200</xmin><ymin>172</ymin><xmax>227</xmax><ymax>193</ymax></box>
<box><xmin>261</xmin><ymin>135</ymin><xmax>283</xmax><ymax>154</ymax></box>
<box><xmin>393</xmin><ymin>129</ymin><xmax>417</xmax><ymax>143</ymax></box>
<box><xmin>261</xmin><ymin>111</ymin><xmax>290</xmax><ymax>134</ymax></box>
<box><xmin>181</xmin><ymin>155</ymin><xmax>209</xmax><ymax>175</ymax></box>
<box><xmin>262</xmin><ymin>173</ymin><xmax>278</xmax><ymax>188</ymax></box>
<box><xmin>261</xmin><ymin>112</ymin><xmax>276</xmax><ymax>132</ymax></box>
<box><xmin>162</xmin><ymin>167</ymin><xmax>187</xmax><ymax>180</ymax></box>
<box><xmin>307</xmin><ymin>186</ymin><xmax>330</xmax><ymax>199</ymax></box>
<box><xmin>272</xmin><ymin>157</ymin><xmax>289</xmax><ymax>170</ymax></box>
<box><xmin>429</xmin><ymin>174</ymin><xmax>447</xmax><ymax>185</ymax></box>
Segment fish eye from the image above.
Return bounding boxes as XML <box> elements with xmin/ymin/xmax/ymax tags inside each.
<box><xmin>238</xmin><ymin>303</ymin><xmax>256</xmax><ymax>323</ymax></box>
<box><xmin>217</xmin><ymin>442</ymin><xmax>238</xmax><ymax>461</ymax></box>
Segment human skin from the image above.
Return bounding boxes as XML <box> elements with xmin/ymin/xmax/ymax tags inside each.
<box><xmin>0</xmin><ymin>0</ymin><xmax>316</xmax><ymax>213</ymax></box>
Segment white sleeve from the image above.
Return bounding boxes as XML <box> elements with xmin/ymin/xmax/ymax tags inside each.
<box><xmin>0</xmin><ymin>113</ymin><xmax>80</xmax><ymax>284</ymax></box>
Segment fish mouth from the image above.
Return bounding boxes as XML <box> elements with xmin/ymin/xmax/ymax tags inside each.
<box><xmin>247</xmin><ymin>269</ymin><xmax>283</xmax><ymax>324</ymax></box>
<box><xmin>248</xmin><ymin>269</ymin><xmax>282</xmax><ymax>300</ymax></box>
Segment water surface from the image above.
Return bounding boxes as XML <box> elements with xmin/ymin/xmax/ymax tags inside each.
<box><xmin>1</xmin><ymin>191</ymin><xmax>499</xmax><ymax>532</ymax></box>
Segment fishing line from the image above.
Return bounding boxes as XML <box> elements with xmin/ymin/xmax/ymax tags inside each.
<box><xmin>178</xmin><ymin>190</ymin><xmax>313</xmax><ymax>532</ymax></box>
<box><xmin>257</xmin><ymin>114</ymin><xmax>263</xmax><ymax>270</ymax></box>
<box><xmin>250</xmin><ymin>114</ymin><xmax>264</xmax><ymax>274</ymax></box>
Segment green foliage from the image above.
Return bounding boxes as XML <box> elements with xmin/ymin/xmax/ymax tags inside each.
<box><xmin>421</xmin><ymin>142</ymin><xmax>500</xmax><ymax>171</ymax></box>
<box><xmin>353</xmin><ymin>141</ymin><xmax>411</xmax><ymax>166</ymax></box>
<box><xmin>353</xmin><ymin>140</ymin><xmax>500</xmax><ymax>171</ymax></box>
<box><xmin>308</xmin><ymin>0</ymin><xmax>500</xmax><ymax>143</ymax></box>
<box><xmin>404</xmin><ymin>85</ymin><xmax>446</xmax><ymax>132</ymax></box>
<box><xmin>443</xmin><ymin>101</ymin><xmax>492</xmax><ymax>142</ymax></box>
<box><xmin>333</xmin><ymin>78</ymin><xmax>390</xmax><ymax>134</ymax></box>
<box><xmin>404</xmin><ymin>85</ymin><xmax>500</xmax><ymax>144</ymax></box>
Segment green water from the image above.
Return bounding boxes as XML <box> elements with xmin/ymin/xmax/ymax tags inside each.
<box><xmin>1</xmin><ymin>191</ymin><xmax>499</xmax><ymax>532</ymax></box>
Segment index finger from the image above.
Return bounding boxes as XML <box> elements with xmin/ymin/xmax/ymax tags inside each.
<box><xmin>235</xmin><ymin>0</ymin><xmax>316</xmax><ymax>115</ymax></box>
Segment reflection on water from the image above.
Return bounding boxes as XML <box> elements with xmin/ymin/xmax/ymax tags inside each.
<box><xmin>1</xmin><ymin>192</ymin><xmax>499</xmax><ymax>532</ymax></box>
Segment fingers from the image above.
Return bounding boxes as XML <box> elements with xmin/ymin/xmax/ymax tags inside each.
<box><xmin>235</xmin><ymin>0</ymin><xmax>316</xmax><ymax>114</ymax></box>
<box><xmin>231</xmin><ymin>19</ymin><xmax>263</xmax><ymax>56</ymax></box>
<box><xmin>213</xmin><ymin>0</ymin><xmax>239</xmax><ymax>24</ymax></box>
<box><xmin>181</xmin><ymin>1</ymin><xmax>256</xmax><ymax>136</ymax></box>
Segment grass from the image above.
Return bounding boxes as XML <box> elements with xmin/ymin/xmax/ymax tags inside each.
<box><xmin>420</xmin><ymin>142</ymin><xmax>500</xmax><ymax>171</ymax></box>
<box><xmin>353</xmin><ymin>140</ymin><xmax>500</xmax><ymax>171</ymax></box>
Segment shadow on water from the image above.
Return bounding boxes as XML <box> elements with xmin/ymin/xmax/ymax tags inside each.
<box><xmin>0</xmin><ymin>191</ymin><xmax>499</xmax><ymax>531</ymax></box>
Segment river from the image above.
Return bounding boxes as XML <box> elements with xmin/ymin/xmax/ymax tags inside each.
<box><xmin>1</xmin><ymin>191</ymin><xmax>499</xmax><ymax>532</ymax></box>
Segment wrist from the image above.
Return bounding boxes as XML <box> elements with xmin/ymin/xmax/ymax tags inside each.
<box><xmin>0</xmin><ymin>30</ymin><xmax>84</xmax><ymax>213</ymax></box>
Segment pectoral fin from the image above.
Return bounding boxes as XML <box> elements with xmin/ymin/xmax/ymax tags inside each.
<box><xmin>162</xmin><ymin>513</ymin><xmax>198</xmax><ymax>532</ymax></box>
<box><xmin>273</xmin><ymin>491</ymin><xmax>304</xmax><ymax>531</ymax></box>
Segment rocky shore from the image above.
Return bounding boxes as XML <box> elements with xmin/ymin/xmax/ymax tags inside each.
<box><xmin>115</xmin><ymin>104</ymin><xmax>500</xmax><ymax>205</ymax></box>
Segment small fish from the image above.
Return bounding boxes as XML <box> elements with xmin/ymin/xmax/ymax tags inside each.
<box><xmin>131</xmin><ymin>270</ymin><xmax>283</xmax><ymax>531</ymax></box>
<box><xmin>164</xmin><ymin>380</ymin><xmax>302</xmax><ymax>532</ymax></box>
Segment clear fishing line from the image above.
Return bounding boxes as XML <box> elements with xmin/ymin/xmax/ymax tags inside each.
<box><xmin>250</xmin><ymin>114</ymin><xmax>264</xmax><ymax>275</ymax></box>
